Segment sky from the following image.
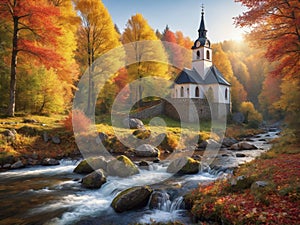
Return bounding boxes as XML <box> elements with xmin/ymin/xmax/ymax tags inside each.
<box><xmin>102</xmin><ymin>0</ymin><xmax>248</xmax><ymax>43</ymax></box>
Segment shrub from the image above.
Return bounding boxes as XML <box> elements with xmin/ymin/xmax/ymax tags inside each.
<box><xmin>63</xmin><ymin>110</ymin><xmax>91</xmax><ymax>133</ymax></box>
<box><xmin>239</xmin><ymin>101</ymin><xmax>263</xmax><ymax>128</ymax></box>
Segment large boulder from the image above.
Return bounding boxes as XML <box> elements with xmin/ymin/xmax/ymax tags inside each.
<box><xmin>167</xmin><ymin>157</ymin><xmax>200</xmax><ymax>174</ymax></box>
<box><xmin>107</xmin><ymin>155</ymin><xmax>139</xmax><ymax>177</ymax></box>
<box><xmin>73</xmin><ymin>156</ymin><xmax>108</xmax><ymax>174</ymax></box>
<box><xmin>82</xmin><ymin>169</ymin><xmax>107</xmax><ymax>189</ymax></box>
<box><xmin>111</xmin><ymin>186</ymin><xmax>153</xmax><ymax>213</ymax></box>
<box><xmin>135</xmin><ymin>144</ymin><xmax>159</xmax><ymax>157</ymax></box>
<box><xmin>229</xmin><ymin>142</ymin><xmax>258</xmax><ymax>151</ymax></box>
<box><xmin>149</xmin><ymin>191</ymin><xmax>170</xmax><ymax>209</ymax></box>
<box><xmin>123</xmin><ymin>118</ymin><xmax>144</xmax><ymax>129</ymax></box>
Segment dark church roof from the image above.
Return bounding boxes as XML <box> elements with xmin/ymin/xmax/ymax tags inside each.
<box><xmin>192</xmin><ymin>8</ymin><xmax>211</xmax><ymax>49</ymax></box>
<box><xmin>175</xmin><ymin>66</ymin><xmax>231</xmax><ymax>86</ymax></box>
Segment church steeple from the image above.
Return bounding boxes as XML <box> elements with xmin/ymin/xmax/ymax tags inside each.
<box><xmin>198</xmin><ymin>7</ymin><xmax>207</xmax><ymax>39</ymax></box>
<box><xmin>192</xmin><ymin>6</ymin><xmax>211</xmax><ymax>49</ymax></box>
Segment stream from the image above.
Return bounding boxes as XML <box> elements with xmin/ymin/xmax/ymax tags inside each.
<box><xmin>0</xmin><ymin>130</ymin><xmax>278</xmax><ymax>225</ymax></box>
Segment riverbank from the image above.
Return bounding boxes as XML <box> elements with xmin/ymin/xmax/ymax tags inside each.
<box><xmin>185</xmin><ymin>129</ymin><xmax>300</xmax><ymax>225</ymax></box>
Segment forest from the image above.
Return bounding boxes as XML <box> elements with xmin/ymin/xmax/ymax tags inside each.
<box><xmin>0</xmin><ymin>0</ymin><xmax>298</xmax><ymax>132</ymax></box>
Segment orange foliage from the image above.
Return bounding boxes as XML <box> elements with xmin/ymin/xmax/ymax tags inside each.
<box><xmin>63</xmin><ymin>110</ymin><xmax>91</xmax><ymax>133</ymax></box>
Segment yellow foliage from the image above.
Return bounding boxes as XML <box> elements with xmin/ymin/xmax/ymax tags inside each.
<box><xmin>239</xmin><ymin>101</ymin><xmax>263</xmax><ymax>127</ymax></box>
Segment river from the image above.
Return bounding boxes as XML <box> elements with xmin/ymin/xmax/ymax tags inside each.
<box><xmin>0</xmin><ymin>130</ymin><xmax>278</xmax><ymax>225</ymax></box>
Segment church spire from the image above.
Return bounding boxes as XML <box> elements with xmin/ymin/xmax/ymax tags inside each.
<box><xmin>198</xmin><ymin>5</ymin><xmax>207</xmax><ymax>38</ymax></box>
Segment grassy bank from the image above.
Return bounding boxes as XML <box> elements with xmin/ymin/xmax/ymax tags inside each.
<box><xmin>185</xmin><ymin>129</ymin><xmax>300</xmax><ymax>225</ymax></box>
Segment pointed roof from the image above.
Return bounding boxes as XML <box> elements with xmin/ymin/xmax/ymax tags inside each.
<box><xmin>192</xmin><ymin>7</ymin><xmax>211</xmax><ymax>49</ymax></box>
<box><xmin>174</xmin><ymin>66</ymin><xmax>230</xmax><ymax>86</ymax></box>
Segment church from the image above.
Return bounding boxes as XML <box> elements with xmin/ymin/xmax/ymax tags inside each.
<box><xmin>166</xmin><ymin>8</ymin><xmax>231</xmax><ymax>122</ymax></box>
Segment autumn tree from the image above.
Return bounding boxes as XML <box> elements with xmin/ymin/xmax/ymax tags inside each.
<box><xmin>121</xmin><ymin>13</ymin><xmax>169</xmax><ymax>103</ymax></box>
<box><xmin>239</xmin><ymin>101</ymin><xmax>263</xmax><ymax>128</ymax></box>
<box><xmin>74</xmin><ymin>0</ymin><xmax>122</xmax><ymax>115</ymax></box>
<box><xmin>235</xmin><ymin>0</ymin><xmax>300</xmax><ymax>130</ymax></box>
<box><xmin>0</xmin><ymin>0</ymin><xmax>63</xmax><ymax>116</ymax></box>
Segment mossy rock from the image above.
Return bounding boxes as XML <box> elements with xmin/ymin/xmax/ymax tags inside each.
<box><xmin>132</xmin><ymin>129</ymin><xmax>151</xmax><ymax>140</ymax></box>
<box><xmin>111</xmin><ymin>186</ymin><xmax>153</xmax><ymax>213</ymax></box>
<box><xmin>107</xmin><ymin>155</ymin><xmax>139</xmax><ymax>177</ymax></box>
<box><xmin>17</xmin><ymin>126</ymin><xmax>39</xmax><ymax>136</ymax></box>
<box><xmin>167</xmin><ymin>157</ymin><xmax>200</xmax><ymax>174</ymax></box>
<box><xmin>82</xmin><ymin>169</ymin><xmax>106</xmax><ymax>189</ymax></box>
<box><xmin>73</xmin><ymin>156</ymin><xmax>108</xmax><ymax>174</ymax></box>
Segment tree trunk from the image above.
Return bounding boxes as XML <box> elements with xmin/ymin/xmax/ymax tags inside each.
<box><xmin>7</xmin><ymin>16</ymin><xmax>19</xmax><ymax>117</ymax></box>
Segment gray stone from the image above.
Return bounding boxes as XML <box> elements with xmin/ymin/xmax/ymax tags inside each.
<box><xmin>222</xmin><ymin>137</ymin><xmax>238</xmax><ymax>147</ymax></box>
<box><xmin>73</xmin><ymin>157</ymin><xmax>108</xmax><ymax>174</ymax></box>
<box><xmin>42</xmin><ymin>158</ymin><xmax>60</xmax><ymax>166</ymax></box>
<box><xmin>123</xmin><ymin>118</ymin><xmax>144</xmax><ymax>129</ymax></box>
<box><xmin>167</xmin><ymin>157</ymin><xmax>200</xmax><ymax>174</ymax></box>
<box><xmin>52</xmin><ymin>136</ymin><xmax>61</xmax><ymax>144</ymax></box>
<box><xmin>251</xmin><ymin>181</ymin><xmax>269</xmax><ymax>190</ymax></box>
<box><xmin>43</xmin><ymin>132</ymin><xmax>50</xmax><ymax>143</ymax></box>
<box><xmin>82</xmin><ymin>169</ymin><xmax>106</xmax><ymax>189</ymax></box>
<box><xmin>138</xmin><ymin>161</ymin><xmax>150</xmax><ymax>170</ymax></box>
<box><xmin>107</xmin><ymin>155</ymin><xmax>139</xmax><ymax>177</ymax></box>
<box><xmin>229</xmin><ymin>142</ymin><xmax>258</xmax><ymax>151</ymax></box>
<box><xmin>149</xmin><ymin>191</ymin><xmax>170</xmax><ymax>209</ymax></box>
<box><xmin>135</xmin><ymin>144</ymin><xmax>159</xmax><ymax>157</ymax></box>
<box><xmin>111</xmin><ymin>186</ymin><xmax>153</xmax><ymax>213</ymax></box>
<box><xmin>3</xmin><ymin>164</ymin><xmax>11</xmax><ymax>169</ymax></box>
<box><xmin>236</xmin><ymin>153</ymin><xmax>246</xmax><ymax>158</ymax></box>
<box><xmin>11</xmin><ymin>160</ymin><xmax>24</xmax><ymax>169</ymax></box>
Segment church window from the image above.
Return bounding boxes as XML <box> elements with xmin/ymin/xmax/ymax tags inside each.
<box><xmin>225</xmin><ymin>88</ymin><xmax>228</xmax><ymax>100</ymax></box>
<box><xmin>206</xmin><ymin>50</ymin><xmax>210</xmax><ymax>60</ymax></box>
<box><xmin>197</xmin><ymin>51</ymin><xmax>200</xmax><ymax>59</ymax></box>
<box><xmin>187</xmin><ymin>88</ymin><xmax>190</xmax><ymax>97</ymax></box>
<box><xmin>180</xmin><ymin>87</ymin><xmax>184</xmax><ymax>97</ymax></box>
<box><xmin>195</xmin><ymin>87</ymin><xmax>200</xmax><ymax>97</ymax></box>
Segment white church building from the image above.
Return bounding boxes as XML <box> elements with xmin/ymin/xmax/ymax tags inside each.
<box><xmin>166</xmin><ymin>9</ymin><xmax>231</xmax><ymax>122</ymax></box>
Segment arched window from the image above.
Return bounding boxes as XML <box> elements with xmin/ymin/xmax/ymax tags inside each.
<box><xmin>206</xmin><ymin>50</ymin><xmax>210</xmax><ymax>60</ymax></box>
<box><xmin>225</xmin><ymin>88</ymin><xmax>228</xmax><ymax>100</ymax></box>
<box><xmin>180</xmin><ymin>86</ymin><xmax>184</xmax><ymax>97</ymax></box>
<box><xmin>195</xmin><ymin>87</ymin><xmax>200</xmax><ymax>97</ymax></box>
<box><xmin>187</xmin><ymin>88</ymin><xmax>190</xmax><ymax>97</ymax></box>
<box><xmin>197</xmin><ymin>51</ymin><xmax>200</xmax><ymax>59</ymax></box>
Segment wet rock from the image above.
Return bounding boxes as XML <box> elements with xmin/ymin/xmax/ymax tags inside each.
<box><xmin>74</xmin><ymin>157</ymin><xmax>108</xmax><ymax>174</ymax></box>
<box><xmin>42</xmin><ymin>158</ymin><xmax>60</xmax><ymax>166</ymax></box>
<box><xmin>236</xmin><ymin>153</ymin><xmax>246</xmax><ymax>158</ymax></box>
<box><xmin>107</xmin><ymin>155</ymin><xmax>139</xmax><ymax>177</ymax></box>
<box><xmin>229</xmin><ymin>142</ymin><xmax>258</xmax><ymax>151</ymax></box>
<box><xmin>153</xmin><ymin>158</ymin><xmax>160</xmax><ymax>163</ymax></box>
<box><xmin>251</xmin><ymin>181</ymin><xmax>270</xmax><ymax>190</ymax></box>
<box><xmin>123</xmin><ymin>118</ymin><xmax>144</xmax><ymax>129</ymax></box>
<box><xmin>52</xmin><ymin>136</ymin><xmax>61</xmax><ymax>144</ymax></box>
<box><xmin>82</xmin><ymin>169</ymin><xmax>106</xmax><ymax>189</ymax></box>
<box><xmin>3</xmin><ymin>164</ymin><xmax>11</xmax><ymax>169</ymax></box>
<box><xmin>259</xmin><ymin>139</ymin><xmax>267</xmax><ymax>142</ymax></box>
<box><xmin>11</xmin><ymin>160</ymin><xmax>24</xmax><ymax>169</ymax></box>
<box><xmin>167</xmin><ymin>157</ymin><xmax>200</xmax><ymax>174</ymax></box>
<box><xmin>138</xmin><ymin>161</ymin><xmax>150</xmax><ymax>170</ymax></box>
<box><xmin>149</xmin><ymin>191</ymin><xmax>170</xmax><ymax>209</ymax></box>
<box><xmin>111</xmin><ymin>186</ymin><xmax>153</xmax><ymax>213</ymax></box>
<box><xmin>222</xmin><ymin>137</ymin><xmax>238</xmax><ymax>147</ymax></box>
<box><xmin>135</xmin><ymin>144</ymin><xmax>159</xmax><ymax>157</ymax></box>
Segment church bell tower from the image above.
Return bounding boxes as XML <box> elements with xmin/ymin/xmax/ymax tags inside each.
<box><xmin>192</xmin><ymin>7</ymin><xmax>212</xmax><ymax>79</ymax></box>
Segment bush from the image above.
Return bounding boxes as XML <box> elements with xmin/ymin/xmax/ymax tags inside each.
<box><xmin>63</xmin><ymin>110</ymin><xmax>91</xmax><ymax>133</ymax></box>
<box><xmin>239</xmin><ymin>101</ymin><xmax>263</xmax><ymax>128</ymax></box>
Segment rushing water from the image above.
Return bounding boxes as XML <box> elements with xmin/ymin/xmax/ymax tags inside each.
<box><xmin>0</xmin><ymin>131</ymin><xmax>278</xmax><ymax>225</ymax></box>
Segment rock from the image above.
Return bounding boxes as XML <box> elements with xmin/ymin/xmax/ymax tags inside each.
<box><xmin>232</xmin><ymin>112</ymin><xmax>245</xmax><ymax>124</ymax></box>
<box><xmin>222</xmin><ymin>137</ymin><xmax>238</xmax><ymax>147</ymax></box>
<box><xmin>18</xmin><ymin>126</ymin><xmax>39</xmax><ymax>136</ymax></box>
<box><xmin>197</xmin><ymin>140</ymin><xmax>208</xmax><ymax>149</ymax></box>
<box><xmin>132</xmin><ymin>129</ymin><xmax>151</xmax><ymax>140</ymax></box>
<box><xmin>236</xmin><ymin>153</ymin><xmax>246</xmax><ymax>158</ymax></box>
<box><xmin>149</xmin><ymin>191</ymin><xmax>170</xmax><ymax>209</ymax></box>
<box><xmin>206</xmin><ymin>139</ymin><xmax>221</xmax><ymax>150</ymax></box>
<box><xmin>167</xmin><ymin>157</ymin><xmax>200</xmax><ymax>174</ymax></box>
<box><xmin>82</xmin><ymin>169</ymin><xmax>106</xmax><ymax>189</ymax></box>
<box><xmin>52</xmin><ymin>136</ymin><xmax>61</xmax><ymax>144</ymax></box>
<box><xmin>3</xmin><ymin>164</ymin><xmax>11</xmax><ymax>169</ymax></box>
<box><xmin>251</xmin><ymin>181</ymin><xmax>269</xmax><ymax>190</ymax></box>
<box><xmin>123</xmin><ymin>118</ymin><xmax>144</xmax><ymax>129</ymax></box>
<box><xmin>138</xmin><ymin>161</ymin><xmax>150</xmax><ymax>170</ymax></box>
<box><xmin>229</xmin><ymin>142</ymin><xmax>258</xmax><ymax>151</ymax></box>
<box><xmin>153</xmin><ymin>158</ymin><xmax>160</xmax><ymax>163</ymax></box>
<box><xmin>259</xmin><ymin>139</ymin><xmax>267</xmax><ymax>142</ymax></box>
<box><xmin>2</xmin><ymin>129</ymin><xmax>16</xmax><ymax>141</ymax></box>
<box><xmin>107</xmin><ymin>155</ymin><xmax>139</xmax><ymax>177</ymax></box>
<box><xmin>98</xmin><ymin>132</ymin><xmax>108</xmax><ymax>142</ymax></box>
<box><xmin>23</xmin><ymin>118</ymin><xmax>38</xmax><ymax>123</ymax></box>
<box><xmin>111</xmin><ymin>186</ymin><xmax>153</xmax><ymax>213</ymax></box>
<box><xmin>11</xmin><ymin>160</ymin><xmax>24</xmax><ymax>169</ymax></box>
<box><xmin>135</xmin><ymin>144</ymin><xmax>159</xmax><ymax>157</ymax></box>
<box><xmin>42</xmin><ymin>132</ymin><xmax>50</xmax><ymax>143</ymax></box>
<box><xmin>74</xmin><ymin>157</ymin><xmax>108</xmax><ymax>174</ymax></box>
<box><xmin>42</xmin><ymin>158</ymin><xmax>60</xmax><ymax>166</ymax></box>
